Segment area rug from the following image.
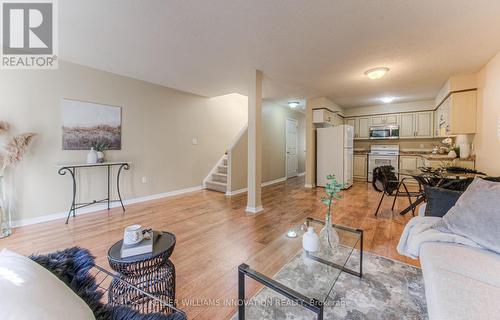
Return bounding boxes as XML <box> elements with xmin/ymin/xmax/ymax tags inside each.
<box><xmin>233</xmin><ymin>250</ymin><xmax>428</xmax><ymax>320</ymax></box>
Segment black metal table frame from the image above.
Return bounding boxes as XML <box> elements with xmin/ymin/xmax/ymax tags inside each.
<box><xmin>238</xmin><ymin>217</ymin><xmax>363</xmax><ymax>320</ymax></box>
<box><xmin>58</xmin><ymin>162</ymin><xmax>130</xmax><ymax>224</ymax></box>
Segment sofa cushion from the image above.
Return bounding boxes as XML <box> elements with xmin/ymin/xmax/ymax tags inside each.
<box><xmin>0</xmin><ymin>249</ymin><xmax>95</xmax><ymax>320</ymax></box>
<box><xmin>433</xmin><ymin>177</ymin><xmax>500</xmax><ymax>254</ymax></box>
<box><xmin>420</xmin><ymin>242</ymin><xmax>500</xmax><ymax>320</ymax></box>
<box><xmin>423</xmin><ymin>186</ymin><xmax>462</xmax><ymax>217</ymax></box>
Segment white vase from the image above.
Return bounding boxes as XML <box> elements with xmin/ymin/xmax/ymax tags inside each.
<box><xmin>97</xmin><ymin>151</ymin><xmax>105</xmax><ymax>163</ymax></box>
<box><xmin>459</xmin><ymin>143</ymin><xmax>470</xmax><ymax>159</ymax></box>
<box><xmin>86</xmin><ymin>147</ymin><xmax>98</xmax><ymax>164</ymax></box>
<box><xmin>0</xmin><ymin>174</ymin><xmax>12</xmax><ymax>239</ymax></box>
<box><xmin>302</xmin><ymin>226</ymin><xmax>320</xmax><ymax>252</ymax></box>
<box><xmin>448</xmin><ymin>150</ymin><xmax>457</xmax><ymax>159</ymax></box>
<box><xmin>319</xmin><ymin>213</ymin><xmax>339</xmax><ymax>250</ymax></box>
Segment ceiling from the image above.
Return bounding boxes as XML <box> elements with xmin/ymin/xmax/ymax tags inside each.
<box><xmin>60</xmin><ymin>0</ymin><xmax>500</xmax><ymax>108</ymax></box>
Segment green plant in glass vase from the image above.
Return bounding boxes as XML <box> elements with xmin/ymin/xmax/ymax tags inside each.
<box><xmin>319</xmin><ymin>174</ymin><xmax>344</xmax><ymax>249</ymax></box>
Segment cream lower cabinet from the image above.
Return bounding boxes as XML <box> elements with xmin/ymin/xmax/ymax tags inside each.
<box><xmin>399</xmin><ymin>155</ymin><xmax>425</xmax><ymax>184</ymax></box>
<box><xmin>353</xmin><ymin>154</ymin><xmax>368</xmax><ymax>181</ymax></box>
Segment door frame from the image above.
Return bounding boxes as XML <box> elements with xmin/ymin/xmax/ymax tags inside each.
<box><xmin>285</xmin><ymin>117</ymin><xmax>299</xmax><ymax>179</ymax></box>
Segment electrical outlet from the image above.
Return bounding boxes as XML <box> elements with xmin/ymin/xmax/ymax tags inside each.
<box><xmin>192</xmin><ymin>138</ymin><xmax>198</xmax><ymax>145</ymax></box>
<box><xmin>141</xmin><ymin>176</ymin><xmax>148</xmax><ymax>184</ymax></box>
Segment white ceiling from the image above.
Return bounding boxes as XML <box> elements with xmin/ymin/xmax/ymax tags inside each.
<box><xmin>60</xmin><ymin>0</ymin><xmax>500</xmax><ymax>108</ymax></box>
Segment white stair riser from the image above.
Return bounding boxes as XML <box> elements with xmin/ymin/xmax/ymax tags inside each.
<box><xmin>212</xmin><ymin>174</ymin><xmax>227</xmax><ymax>183</ymax></box>
<box><xmin>218</xmin><ymin>166</ymin><xmax>227</xmax><ymax>174</ymax></box>
<box><xmin>206</xmin><ymin>181</ymin><xmax>227</xmax><ymax>193</ymax></box>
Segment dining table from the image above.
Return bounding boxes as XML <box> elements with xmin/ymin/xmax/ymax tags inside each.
<box><xmin>395</xmin><ymin>168</ymin><xmax>486</xmax><ymax>216</ymax></box>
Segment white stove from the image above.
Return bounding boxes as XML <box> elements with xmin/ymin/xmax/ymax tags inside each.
<box><xmin>368</xmin><ymin>145</ymin><xmax>399</xmax><ymax>182</ymax></box>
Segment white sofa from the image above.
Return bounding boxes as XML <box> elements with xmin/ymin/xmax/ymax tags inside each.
<box><xmin>417</xmin><ymin>205</ymin><xmax>500</xmax><ymax>320</ymax></box>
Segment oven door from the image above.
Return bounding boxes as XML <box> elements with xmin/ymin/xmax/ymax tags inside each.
<box><xmin>368</xmin><ymin>155</ymin><xmax>399</xmax><ymax>182</ymax></box>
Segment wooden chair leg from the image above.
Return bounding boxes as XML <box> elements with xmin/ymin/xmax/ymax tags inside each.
<box><xmin>375</xmin><ymin>193</ymin><xmax>385</xmax><ymax>216</ymax></box>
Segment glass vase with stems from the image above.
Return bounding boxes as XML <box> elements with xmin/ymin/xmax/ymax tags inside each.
<box><xmin>0</xmin><ymin>173</ymin><xmax>11</xmax><ymax>239</ymax></box>
<box><xmin>319</xmin><ymin>174</ymin><xmax>344</xmax><ymax>250</ymax></box>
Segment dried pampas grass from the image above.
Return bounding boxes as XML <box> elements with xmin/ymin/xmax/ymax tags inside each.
<box><xmin>5</xmin><ymin>132</ymin><xmax>36</xmax><ymax>165</ymax></box>
<box><xmin>0</xmin><ymin>121</ymin><xmax>9</xmax><ymax>135</ymax></box>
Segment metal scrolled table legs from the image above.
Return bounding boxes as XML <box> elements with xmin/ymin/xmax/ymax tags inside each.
<box><xmin>58</xmin><ymin>167</ymin><xmax>76</xmax><ymax>224</ymax></box>
<box><xmin>117</xmin><ymin>163</ymin><xmax>130</xmax><ymax>212</ymax></box>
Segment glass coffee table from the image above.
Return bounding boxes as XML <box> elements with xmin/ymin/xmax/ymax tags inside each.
<box><xmin>238</xmin><ymin>217</ymin><xmax>363</xmax><ymax>320</ymax></box>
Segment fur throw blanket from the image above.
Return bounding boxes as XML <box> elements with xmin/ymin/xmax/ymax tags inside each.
<box><xmin>29</xmin><ymin>247</ymin><xmax>185</xmax><ymax>320</ymax></box>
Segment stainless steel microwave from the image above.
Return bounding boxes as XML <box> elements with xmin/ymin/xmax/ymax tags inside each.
<box><xmin>369</xmin><ymin>125</ymin><xmax>399</xmax><ymax>140</ymax></box>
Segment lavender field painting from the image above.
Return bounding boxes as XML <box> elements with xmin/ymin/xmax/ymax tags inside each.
<box><xmin>61</xmin><ymin>99</ymin><xmax>122</xmax><ymax>150</ymax></box>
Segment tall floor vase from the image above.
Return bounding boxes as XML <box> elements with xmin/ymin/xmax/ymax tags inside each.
<box><xmin>0</xmin><ymin>175</ymin><xmax>12</xmax><ymax>238</ymax></box>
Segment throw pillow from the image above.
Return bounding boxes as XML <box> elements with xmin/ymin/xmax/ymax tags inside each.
<box><xmin>0</xmin><ymin>249</ymin><xmax>96</xmax><ymax>320</ymax></box>
<box><xmin>424</xmin><ymin>186</ymin><xmax>463</xmax><ymax>217</ymax></box>
<box><xmin>433</xmin><ymin>177</ymin><xmax>500</xmax><ymax>254</ymax></box>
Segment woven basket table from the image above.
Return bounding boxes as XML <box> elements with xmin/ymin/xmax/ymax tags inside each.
<box><xmin>107</xmin><ymin>231</ymin><xmax>176</xmax><ymax>314</ymax></box>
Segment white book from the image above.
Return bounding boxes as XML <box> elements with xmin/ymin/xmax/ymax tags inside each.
<box><xmin>120</xmin><ymin>232</ymin><xmax>154</xmax><ymax>258</ymax></box>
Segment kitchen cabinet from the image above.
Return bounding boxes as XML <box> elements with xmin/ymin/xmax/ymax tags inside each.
<box><xmin>435</xmin><ymin>90</ymin><xmax>477</xmax><ymax>137</ymax></box>
<box><xmin>423</xmin><ymin>158</ymin><xmax>475</xmax><ymax>170</ymax></box>
<box><xmin>353</xmin><ymin>154</ymin><xmax>368</xmax><ymax>181</ymax></box>
<box><xmin>400</xmin><ymin>112</ymin><xmax>434</xmax><ymax>139</ymax></box>
<box><xmin>399</xmin><ymin>113</ymin><xmax>416</xmax><ymax>138</ymax></box>
<box><xmin>346</xmin><ymin>110</ymin><xmax>433</xmax><ymax>140</ymax></box>
<box><xmin>358</xmin><ymin>117</ymin><xmax>370</xmax><ymax>139</ymax></box>
<box><xmin>415</xmin><ymin>111</ymin><xmax>433</xmax><ymax>138</ymax></box>
<box><xmin>371</xmin><ymin>114</ymin><xmax>399</xmax><ymax>126</ymax></box>
<box><xmin>313</xmin><ymin>109</ymin><xmax>344</xmax><ymax>126</ymax></box>
<box><xmin>313</xmin><ymin>109</ymin><xmax>335</xmax><ymax>124</ymax></box>
<box><xmin>399</xmin><ymin>155</ymin><xmax>425</xmax><ymax>184</ymax></box>
<box><xmin>346</xmin><ymin>117</ymin><xmax>370</xmax><ymax>140</ymax></box>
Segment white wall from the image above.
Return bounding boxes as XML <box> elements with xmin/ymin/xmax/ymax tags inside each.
<box><xmin>474</xmin><ymin>51</ymin><xmax>500</xmax><ymax>176</ymax></box>
<box><xmin>0</xmin><ymin>61</ymin><xmax>248</xmax><ymax>223</ymax></box>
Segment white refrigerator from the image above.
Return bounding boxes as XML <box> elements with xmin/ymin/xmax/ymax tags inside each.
<box><xmin>316</xmin><ymin>125</ymin><xmax>354</xmax><ymax>189</ymax></box>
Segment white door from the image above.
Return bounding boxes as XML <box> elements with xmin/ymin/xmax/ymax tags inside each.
<box><xmin>286</xmin><ymin>118</ymin><xmax>299</xmax><ymax>178</ymax></box>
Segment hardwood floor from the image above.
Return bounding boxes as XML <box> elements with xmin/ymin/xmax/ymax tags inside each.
<box><xmin>0</xmin><ymin>177</ymin><xmax>418</xmax><ymax>319</ymax></box>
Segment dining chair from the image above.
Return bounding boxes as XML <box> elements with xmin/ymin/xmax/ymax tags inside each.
<box><xmin>373</xmin><ymin>166</ymin><xmax>422</xmax><ymax>217</ymax></box>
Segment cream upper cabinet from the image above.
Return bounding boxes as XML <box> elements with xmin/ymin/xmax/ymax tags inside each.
<box><xmin>358</xmin><ymin>117</ymin><xmax>370</xmax><ymax>139</ymax></box>
<box><xmin>353</xmin><ymin>154</ymin><xmax>368</xmax><ymax>181</ymax></box>
<box><xmin>415</xmin><ymin>111</ymin><xmax>434</xmax><ymax>138</ymax></box>
<box><xmin>399</xmin><ymin>113</ymin><xmax>416</xmax><ymax>138</ymax></box>
<box><xmin>371</xmin><ymin>114</ymin><xmax>398</xmax><ymax>126</ymax></box>
<box><xmin>345</xmin><ymin>118</ymin><xmax>357</xmax><ymax>137</ymax></box>
<box><xmin>371</xmin><ymin>116</ymin><xmax>384</xmax><ymax>126</ymax></box>
<box><xmin>332</xmin><ymin>114</ymin><xmax>344</xmax><ymax>126</ymax></box>
<box><xmin>313</xmin><ymin>109</ymin><xmax>334</xmax><ymax>124</ymax></box>
<box><xmin>435</xmin><ymin>90</ymin><xmax>477</xmax><ymax>137</ymax></box>
<box><xmin>346</xmin><ymin>117</ymin><xmax>369</xmax><ymax>140</ymax></box>
<box><xmin>384</xmin><ymin>114</ymin><xmax>399</xmax><ymax>125</ymax></box>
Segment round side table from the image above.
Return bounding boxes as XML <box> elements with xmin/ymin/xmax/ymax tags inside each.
<box><xmin>107</xmin><ymin>231</ymin><xmax>176</xmax><ymax>314</ymax></box>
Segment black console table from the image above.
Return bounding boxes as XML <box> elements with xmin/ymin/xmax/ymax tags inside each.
<box><xmin>56</xmin><ymin>162</ymin><xmax>130</xmax><ymax>224</ymax></box>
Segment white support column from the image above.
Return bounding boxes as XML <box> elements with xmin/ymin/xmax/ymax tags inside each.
<box><xmin>246</xmin><ymin>69</ymin><xmax>263</xmax><ymax>214</ymax></box>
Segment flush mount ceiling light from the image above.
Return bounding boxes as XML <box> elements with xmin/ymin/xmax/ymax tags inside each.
<box><xmin>365</xmin><ymin>67</ymin><xmax>390</xmax><ymax>80</ymax></box>
<box><xmin>380</xmin><ymin>96</ymin><xmax>395</xmax><ymax>103</ymax></box>
<box><xmin>288</xmin><ymin>101</ymin><xmax>300</xmax><ymax>109</ymax></box>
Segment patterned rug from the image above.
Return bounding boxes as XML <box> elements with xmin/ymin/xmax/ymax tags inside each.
<box><xmin>233</xmin><ymin>250</ymin><xmax>428</xmax><ymax>320</ymax></box>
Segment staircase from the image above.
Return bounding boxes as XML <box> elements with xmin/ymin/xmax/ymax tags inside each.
<box><xmin>205</xmin><ymin>154</ymin><xmax>228</xmax><ymax>193</ymax></box>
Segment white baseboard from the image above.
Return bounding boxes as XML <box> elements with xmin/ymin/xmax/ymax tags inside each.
<box><xmin>298</xmin><ymin>172</ymin><xmax>306</xmax><ymax>177</ymax></box>
<box><xmin>304</xmin><ymin>183</ymin><xmax>316</xmax><ymax>188</ymax></box>
<box><xmin>245</xmin><ymin>205</ymin><xmax>263</xmax><ymax>214</ymax></box>
<box><xmin>12</xmin><ymin>185</ymin><xmax>205</xmax><ymax>228</ymax></box>
<box><xmin>225</xmin><ymin>177</ymin><xmax>287</xmax><ymax>196</ymax></box>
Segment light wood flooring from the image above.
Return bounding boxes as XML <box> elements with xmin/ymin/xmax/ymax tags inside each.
<box><xmin>0</xmin><ymin>177</ymin><xmax>418</xmax><ymax>319</ymax></box>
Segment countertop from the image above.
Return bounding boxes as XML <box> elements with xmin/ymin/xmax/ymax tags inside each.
<box><xmin>352</xmin><ymin>148</ymin><xmax>475</xmax><ymax>161</ymax></box>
